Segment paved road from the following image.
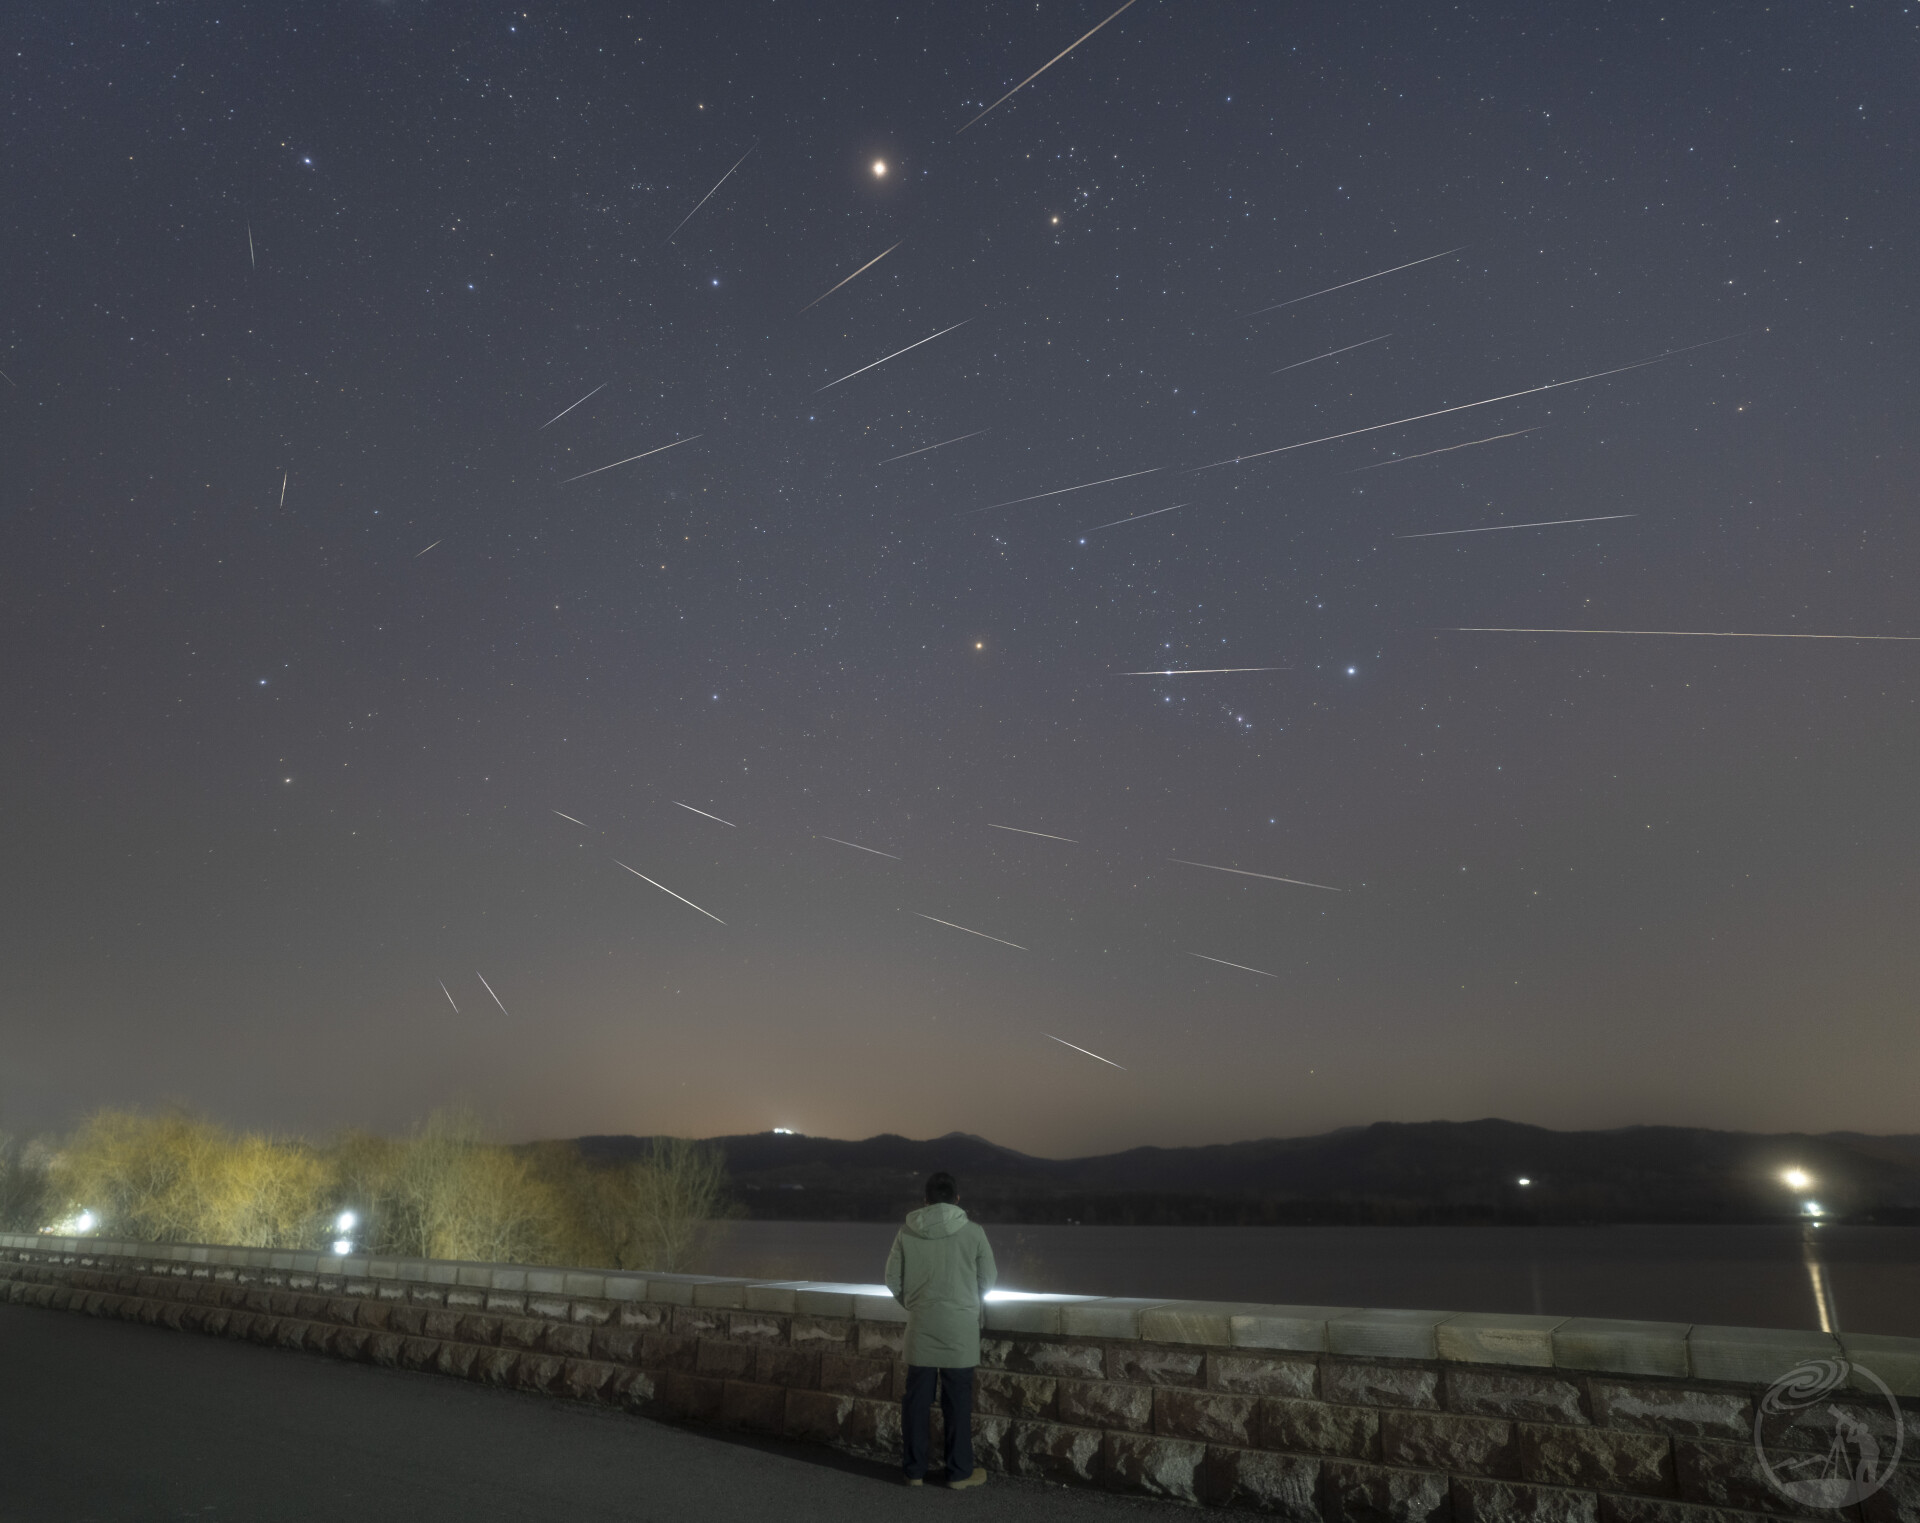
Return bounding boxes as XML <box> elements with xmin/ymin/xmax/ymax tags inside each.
<box><xmin>0</xmin><ymin>1304</ymin><xmax>1210</xmax><ymax>1522</ymax></box>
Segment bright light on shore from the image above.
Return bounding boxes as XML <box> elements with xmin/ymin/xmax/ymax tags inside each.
<box><xmin>336</xmin><ymin>1210</ymin><xmax>357</xmax><ymax>1232</ymax></box>
<box><xmin>47</xmin><ymin>1209</ymin><xmax>97</xmax><ymax>1235</ymax></box>
<box><xmin>332</xmin><ymin>1238</ymin><xmax>353</xmax><ymax>1255</ymax></box>
<box><xmin>1782</xmin><ymin>1169</ymin><xmax>1812</xmax><ymax>1191</ymax></box>
<box><xmin>1802</xmin><ymin>1201</ymin><xmax>1825</xmax><ymax>1217</ymax></box>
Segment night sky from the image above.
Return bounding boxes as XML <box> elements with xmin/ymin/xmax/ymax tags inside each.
<box><xmin>4</xmin><ymin>3</ymin><xmax>1917</xmax><ymax>1155</ymax></box>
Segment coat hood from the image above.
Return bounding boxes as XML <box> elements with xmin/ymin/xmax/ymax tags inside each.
<box><xmin>903</xmin><ymin>1202</ymin><xmax>970</xmax><ymax>1238</ymax></box>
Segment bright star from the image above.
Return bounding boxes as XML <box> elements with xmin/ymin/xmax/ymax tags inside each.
<box><xmin>872</xmin><ymin>160</ymin><xmax>887</xmax><ymax>177</ymax></box>
<box><xmin>1347</xmin><ymin>666</ymin><xmax>1357</xmax><ymax>675</ymax></box>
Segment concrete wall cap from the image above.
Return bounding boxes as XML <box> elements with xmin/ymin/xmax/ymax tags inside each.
<box><xmin>982</xmin><ymin>1293</ymin><xmax>1096</xmax><ymax>1335</ymax></box>
<box><xmin>690</xmin><ymin>1279</ymin><xmax>751</xmax><ymax>1308</ymax></box>
<box><xmin>490</xmin><ymin>1268</ymin><xmax>527</xmax><ymax>1292</ymax></box>
<box><xmin>1437</xmin><ymin>1311</ymin><xmax>1568</xmax><ymax>1368</ymax></box>
<box><xmin>1837</xmin><ymin>1332</ymin><xmax>1920</xmax><ymax>1398</ymax></box>
<box><xmin>1231</xmin><ymin>1305</ymin><xmax>1359</xmax><ymax>1353</ymax></box>
<box><xmin>1328</xmin><ymin>1308</ymin><xmax>1455</xmax><ymax>1360</ymax></box>
<box><xmin>1689</xmin><ymin>1325</ymin><xmax>1841</xmax><ymax>1385</ymax></box>
<box><xmin>1061</xmin><ymin>1298</ymin><xmax>1176</xmax><ymax>1339</ymax></box>
<box><xmin>852</xmin><ymin>1292</ymin><xmax>908</xmax><ymax>1324</ymax></box>
<box><xmin>1551</xmin><ymin>1317</ymin><xmax>1692</xmax><ymax>1378</ymax></box>
<box><xmin>601</xmin><ymin>1275</ymin><xmax>645</xmax><ymax>1302</ymax></box>
<box><xmin>1138</xmin><ymin>1300</ymin><xmax>1268</xmax><ymax>1347</ymax></box>
<box><xmin>742</xmin><ymin>1281</ymin><xmax>809</xmax><ymax>1313</ymax></box>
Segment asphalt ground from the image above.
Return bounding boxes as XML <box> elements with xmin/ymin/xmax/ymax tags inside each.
<box><xmin>0</xmin><ymin>1302</ymin><xmax>1213</xmax><ymax>1522</ymax></box>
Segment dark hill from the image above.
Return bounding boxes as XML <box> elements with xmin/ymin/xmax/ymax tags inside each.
<box><xmin>572</xmin><ymin>1120</ymin><xmax>1920</xmax><ymax>1226</ymax></box>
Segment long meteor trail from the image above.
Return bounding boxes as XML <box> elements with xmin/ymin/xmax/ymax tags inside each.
<box><xmin>1189</xmin><ymin>952</ymin><xmax>1278</xmax><ymax>978</ymax></box>
<box><xmin>438</xmin><ymin>980</ymin><xmax>460</xmax><ymax>1013</ymax></box>
<box><xmin>552</xmin><ymin>810</ymin><xmax>590</xmax><ymax>827</ymax></box>
<box><xmin>963</xmin><ymin>466</ymin><xmax>1161</xmax><ymax>516</ymax></box>
<box><xmin>247</xmin><ymin>221</ymin><xmax>255</xmax><ymax>270</ymax></box>
<box><xmin>673</xmin><ymin>801</ymin><xmax>736</xmax><ymax>827</ymax></box>
<box><xmin>882</xmin><ymin>429</ymin><xmax>987</xmax><ymax>464</ymax></box>
<box><xmin>1352</xmin><ymin>427</ymin><xmax>1538</xmax><ymax>472</ymax></box>
<box><xmin>1246</xmin><ymin>249</ymin><xmax>1465</xmax><ymax>318</ymax></box>
<box><xmin>1273</xmin><ymin>334</ymin><xmax>1391</xmax><ymax>374</ymax></box>
<box><xmin>540</xmin><ymin>382</ymin><xmax>607</xmax><ymax>429</ymax></box>
<box><xmin>1454</xmin><ymin>627</ymin><xmax>1920</xmax><ymax>641</ymax></box>
<box><xmin>817</xmin><ymin>321</ymin><xmax>970</xmax><ymax>392</ymax></box>
<box><xmin>989</xmin><ymin>824</ymin><xmax>1079</xmax><ymax>843</ymax></box>
<box><xmin>665</xmin><ymin>143</ymin><xmax>756</xmax><ymax>244</ymax></box>
<box><xmin>561</xmin><ymin>435</ymin><xmax>702</xmax><ymax>484</ymax></box>
<box><xmin>817</xmin><ymin>834</ymin><xmax>901</xmax><ymax>860</ymax></box>
<box><xmin>1086</xmin><ymin>502</ymin><xmax>1187</xmax><ymax>532</ymax></box>
<box><xmin>476</xmin><ymin>972</ymin><xmax>511</xmax><ymax>1018</ymax></box>
<box><xmin>1400</xmin><ymin>514</ymin><xmax>1634</xmax><ymax>539</ymax></box>
<box><xmin>1121</xmin><ymin>665</ymin><xmax>1286</xmax><ymax>675</ymax></box>
<box><xmin>912</xmin><ymin>913</ymin><xmax>1027</xmax><ymax>950</ymax></box>
<box><xmin>1192</xmin><ymin>338</ymin><xmax>1733</xmax><ymax>474</ymax></box>
<box><xmin>800</xmin><ymin>242</ymin><xmax>902</xmax><ymax>312</ymax></box>
<box><xmin>1045</xmin><ymin>1033</ymin><xmax>1126</xmax><ymax>1070</ymax></box>
<box><xmin>1168</xmin><ymin>857</ymin><xmax>1341</xmax><ymax>891</ymax></box>
<box><xmin>613</xmin><ymin>860</ymin><xmax>726</xmax><ymax>923</ymax></box>
<box><xmin>414</xmin><ymin>539</ymin><xmax>442</xmax><ymax>557</ymax></box>
<box><xmin>958</xmin><ymin>0</ymin><xmax>1142</xmax><ymax>134</ymax></box>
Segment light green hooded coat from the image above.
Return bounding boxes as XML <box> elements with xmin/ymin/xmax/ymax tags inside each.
<box><xmin>883</xmin><ymin>1203</ymin><xmax>998</xmax><ymax>1368</ymax></box>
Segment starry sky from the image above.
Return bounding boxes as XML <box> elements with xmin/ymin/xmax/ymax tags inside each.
<box><xmin>3</xmin><ymin>2</ymin><xmax>1917</xmax><ymax>1155</ymax></box>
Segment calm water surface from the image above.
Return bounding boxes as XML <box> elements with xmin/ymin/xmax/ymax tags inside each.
<box><xmin>699</xmin><ymin>1222</ymin><xmax>1920</xmax><ymax>1337</ymax></box>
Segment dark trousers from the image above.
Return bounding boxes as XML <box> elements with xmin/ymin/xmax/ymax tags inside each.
<box><xmin>901</xmin><ymin>1364</ymin><xmax>974</xmax><ymax>1479</ymax></box>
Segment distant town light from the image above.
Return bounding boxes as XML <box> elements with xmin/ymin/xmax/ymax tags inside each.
<box><xmin>1802</xmin><ymin>1200</ymin><xmax>1825</xmax><ymax>1217</ymax></box>
<box><xmin>336</xmin><ymin>1210</ymin><xmax>358</xmax><ymax>1232</ymax></box>
<box><xmin>773</xmin><ymin>1128</ymin><xmax>794</xmax><ymax>1136</ymax></box>
<box><xmin>1781</xmin><ymin>1168</ymin><xmax>1812</xmax><ymax>1191</ymax></box>
<box><xmin>332</xmin><ymin>1239</ymin><xmax>353</xmax><ymax>1255</ymax></box>
<box><xmin>47</xmin><ymin>1209</ymin><xmax>97</xmax><ymax>1235</ymax></box>
<box><xmin>1517</xmin><ymin>1177</ymin><xmax>1531</xmax><ymax>1187</ymax></box>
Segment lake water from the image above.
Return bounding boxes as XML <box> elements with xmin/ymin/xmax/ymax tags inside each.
<box><xmin>697</xmin><ymin>1221</ymin><xmax>1920</xmax><ymax>1337</ymax></box>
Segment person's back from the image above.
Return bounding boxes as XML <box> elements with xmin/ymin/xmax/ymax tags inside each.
<box><xmin>884</xmin><ymin>1173</ymin><xmax>996</xmax><ymax>1487</ymax></box>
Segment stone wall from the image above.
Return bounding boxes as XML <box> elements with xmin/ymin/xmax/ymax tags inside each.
<box><xmin>3</xmin><ymin>1232</ymin><xmax>1916</xmax><ymax>1521</ymax></box>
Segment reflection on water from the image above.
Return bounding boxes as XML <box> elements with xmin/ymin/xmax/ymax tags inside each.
<box><xmin>696</xmin><ymin>1221</ymin><xmax>1920</xmax><ymax>1337</ymax></box>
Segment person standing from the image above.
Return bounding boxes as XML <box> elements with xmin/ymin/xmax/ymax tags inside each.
<box><xmin>884</xmin><ymin>1171</ymin><xmax>997</xmax><ymax>1489</ymax></box>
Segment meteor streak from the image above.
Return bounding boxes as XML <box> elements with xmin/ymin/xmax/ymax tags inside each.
<box><xmin>613</xmin><ymin>859</ymin><xmax>727</xmax><ymax>923</ymax></box>
<box><xmin>552</xmin><ymin>810</ymin><xmax>590</xmax><ymax>827</ymax></box>
<box><xmin>1121</xmin><ymin>666</ymin><xmax>1286</xmax><ymax>675</ymax></box>
<box><xmin>817</xmin><ymin>834</ymin><xmax>901</xmax><ymax>860</ymax></box>
<box><xmin>1454</xmin><ymin>627</ymin><xmax>1920</xmax><ymax>641</ymax></box>
<box><xmin>958</xmin><ymin>0</ymin><xmax>1143</xmax><ymax>134</ymax></box>
<box><xmin>988</xmin><ymin>824</ymin><xmax>1079</xmax><ymax>843</ymax></box>
<box><xmin>247</xmin><ymin>221</ymin><xmax>255</xmax><ymax>270</ymax></box>
<box><xmin>279</xmin><ymin>472</ymin><xmax>287</xmax><ymax>507</ymax></box>
<box><xmin>438</xmin><ymin>979</ymin><xmax>460</xmax><ymax>1013</ymax></box>
<box><xmin>1246</xmin><ymin>248</ymin><xmax>1464</xmax><ymax>318</ymax></box>
<box><xmin>1272</xmin><ymin>334</ymin><xmax>1391</xmax><ymax>374</ymax></box>
<box><xmin>800</xmin><ymin>241</ymin><xmax>902</xmax><ymax>312</ymax></box>
<box><xmin>673</xmin><ymin>801</ymin><xmax>736</xmax><ymax>827</ymax></box>
<box><xmin>963</xmin><ymin>466</ymin><xmax>1161</xmax><ymax>516</ymax></box>
<box><xmin>1044</xmin><ymin>1033</ymin><xmax>1126</xmax><ymax>1070</ymax></box>
<box><xmin>414</xmin><ymin>539</ymin><xmax>442</xmax><ymax>557</ymax></box>
<box><xmin>0</xmin><ymin>369</ymin><xmax>16</xmax><ymax>389</ymax></box>
<box><xmin>1168</xmin><ymin>857</ymin><xmax>1341</xmax><ymax>891</ymax></box>
<box><xmin>882</xmin><ymin>429</ymin><xmax>987</xmax><ymax>464</ymax></box>
<box><xmin>1086</xmin><ymin>502</ymin><xmax>1187</xmax><ymax>532</ymax></box>
<box><xmin>1352</xmin><ymin>427</ymin><xmax>1538</xmax><ymax>472</ymax></box>
<box><xmin>665</xmin><ymin>143</ymin><xmax>757</xmax><ymax>244</ymax></box>
<box><xmin>476</xmin><ymin>972</ymin><xmax>511</xmax><ymax>1018</ymax></box>
<box><xmin>816</xmin><ymin>320</ymin><xmax>970</xmax><ymax>392</ymax></box>
<box><xmin>1189</xmin><ymin>952</ymin><xmax>1278</xmax><ymax>978</ymax></box>
<box><xmin>561</xmin><ymin>435</ymin><xmax>702</xmax><ymax>484</ymax></box>
<box><xmin>1400</xmin><ymin>514</ymin><xmax>1634</xmax><ymax>539</ymax></box>
<box><xmin>540</xmin><ymin>382</ymin><xmax>607</xmax><ymax>429</ymax></box>
<box><xmin>912</xmin><ymin>913</ymin><xmax>1027</xmax><ymax>950</ymax></box>
<box><xmin>1192</xmin><ymin>338</ymin><xmax>1736</xmax><ymax>474</ymax></box>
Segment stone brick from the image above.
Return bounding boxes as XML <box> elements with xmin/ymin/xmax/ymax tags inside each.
<box><xmin>977</xmin><ymin>1370</ymin><xmax>1059</xmax><ymax>1420</ymax></box>
<box><xmin>1208</xmin><ymin>1446</ymin><xmax>1322</xmax><ymax>1518</ymax></box>
<box><xmin>201</xmin><ymin>1309</ymin><xmax>232</xmax><ymax>1338</ymax></box>
<box><xmin>1326</xmin><ymin>1361</ymin><xmax>1444</xmax><ymax>1411</ymax></box>
<box><xmin>1008</xmin><ymin>1420</ymin><xmax>1105</xmax><ymax>1484</ymax></box>
<box><xmin>1108</xmin><ymin>1344</ymin><xmax>1200</xmax><ymax>1386</ymax></box>
<box><xmin>247</xmin><ymin>1314</ymin><xmax>280</xmax><ymax>1343</ymax></box>
<box><xmin>331</xmin><ymin>1326</ymin><xmax>367</xmax><ymax>1360</ymax></box>
<box><xmin>1057</xmin><ymin>1378</ymin><xmax>1148</xmax><ymax>1430</ymax></box>
<box><xmin>513</xmin><ymin>1354</ymin><xmax>565</xmax><ymax>1394</ymax></box>
<box><xmin>484</xmin><ymin>1292</ymin><xmax>526</xmax><ymax>1315</ymax></box>
<box><xmin>295</xmin><ymin>1295</ymin><xmax>329</xmax><ymax>1320</ymax></box>
<box><xmin>301</xmin><ymin>1321</ymin><xmax>337</xmax><ymax>1355</ymax></box>
<box><xmin>1155</xmin><ymin>1387</ymin><xmax>1258</xmax><ymax>1446</ymax></box>
<box><xmin>434</xmin><ymin>1342</ymin><xmax>479</xmax><ymax>1380</ymax></box>
<box><xmin>754</xmin><ymin>1346</ymin><xmax>820</xmax><ymax>1389</ymax></box>
<box><xmin>456</xmin><ymin>1314</ymin><xmax>501</xmax><ymax>1346</ymax></box>
<box><xmin>789</xmin><ymin>1315</ymin><xmax>853</xmax><ymax>1350</ymax></box>
<box><xmin>1591</xmin><ymin>1384</ymin><xmax>1753</xmax><ymax>1442</ymax></box>
<box><xmin>728</xmin><ymin>1312</ymin><xmax>787</xmax><ymax>1346</ymax></box>
<box><xmin>1598</xmin><ymin>1497</ymin><xmax>1783</xmax><ymax>1523</ymax></box>
<box><xmin>498</xmin><ymin>1316</ymin><xmax>544</xmax><ymax>1350</ymax></box>
<box><xmin>1211</xmin><ymin>1351</ymin><xmax>1318</xmax><ymax>1399</ymax></box>
<box><xmin>559</xmin><ymin>1359</ymin><xmax>618</xmax><ymax>1402</ymax></box>
<box><xmin>223</xmin><ymin>1311</ymin><xmax>257</xmax><ymax>1340</ymax></box>
<box><xmin>994</xmin><ymin>1338</ymin><xmax>1106</xmax><ymax>1380</ymax></box>
<box><xmin>721</xmin><ymin>1380</ymin><xmax>788</xmax><ymax>1432</ymax></box>
<box><xmin>407</xmin><ymin>1286</ymin><xmax>446</xmax><ymax>1307</ymax></box>
<box><xmin>355</xmin><ymin>1300</ymin><xmax>393</xmax><ymax>1331</ymax></box>
<box><xmin>1263</xmin><ymin>1396</ymin><xmax>1381</xmax><ymax>1459</ymax></box>
<box><xmin>591</xmin><ymin>1327</ymin><xmax>642</xmax><ymax>1364</ymax></box>
<box><xmin>421</xmin><ymin>1310</ymin><xmax>461</xmax><ymax>1341</ymax></box>
<box><xmin>475</xmin><ymin>1348</ymin><xmax>520</xmax><ymax>1386</ymax></box>
<box><xmin>1520</xmin><ymin>1426</ymin><xmax>1676</xmax><ymax>1495</ymax></box>
<box><xmin>1382</xmin><ymin>1411</ymin><xmax>1519</xmax><ymax>1478</ymax></box>
<box><xmin>696</xmin><ymin>1340</ymin><xmax>757</xmax><ymax>1381</ymax></box>
<box><xmin>671</xmin><ymin>1306</ymin><xmax>730</xmax><ymax>1339</ymax></box>
<box><xmin>527</xmin><ymin>1295</ymin><xmax>572</xmax><ymax>1322</ymax></box>
<box><xmin>1455</xmin><ymin>1478</ymin><xmax>1600</xmax><ymax>1523</ymax></box>
<box><xmin>1105</xmin><ymin>1433</ymin><xmax>1205</xmax><ymax>1502</ymax></box>
<box><xmin>569</xmin><ymin>1299</ymin><xmax>613</xmax><ymax>1326</ymax></box>
<box><xmin>611</xmin><ymin>1368</ymin><xmax>658</xmax><ymax>1408</ymax></box>
<box><xmin>445</xmin><ymin>1288</ymin><xmax>486</xmax><ymax>1311</ymax></box>
<box><xmin>399</xmin><ymin>1336</ymin><xmax>441</xmax><ymax>1371</ymax></box>
<box><xmin>857</xmin><ymin>1322</ymin><xmax>906</xmax><ymax>1361</ymax></box>
<box><xmin>268</xmin><ymin>1291</ymin><xmax>299</xmax><ymax>1317</ymax></box>
<box><xmin>325</xmin><ymin>1297</ymin><xmax>360</xmax><ymax>1326</ymax></box>
<box><xmin>819</xmin><ymin>1352</ymin><xmax>893</xmax><ymax>1399</ymax></box>
<box><xmin>615</xmin><ymin>1302</ymin><xmax>669</xmax><ymax>1331</ymax></box>
<box><xmin>786</xmin><ymin>1390</ymin><xmax>863</xmax><ymax>1444</ymax></box>
<box><xmin>1861</xmin><ymin>1462</ymin><xmax>1920</xmax><ymax>1523</ymax></box>
<box><xmin>1448</xmin><ymin>1369</ymin><xmax>1589</xmax><ymax>1425</ymax></box>
<box><xmin>1673</xmin><ymin>1438</ymin><xmax>1822</xmax><ymax>1518</ymax></box>
<box><xmin>640</xmin><ymin>1332</ymin><xmax>697</xmax><ymax>1371</ymax></box>
<box><xmin>543</xmin><ymin>1322</ymin><xmax>592</xmax><ymax>1359</ymax></box>
<box><xmin>159</xmin><ymin>1303</ymin><xmax>188</xmax><ymax>1331</ymax></box>
<box><xmin>366</xmin><ymin>1332</ymin><xmax>405</xmax><ymax>1367</ymax></box>
<box><xmin>1323</xmin><ymin>1459</ymin><xmax>1455</xmax><ymax>1523</ymax></box>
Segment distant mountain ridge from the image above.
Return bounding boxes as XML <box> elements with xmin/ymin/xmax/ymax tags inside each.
<box><xmin>573</xmin><ymin>1119</ymin><xmax>1920</xmax><ymax>1226</ymax></box>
